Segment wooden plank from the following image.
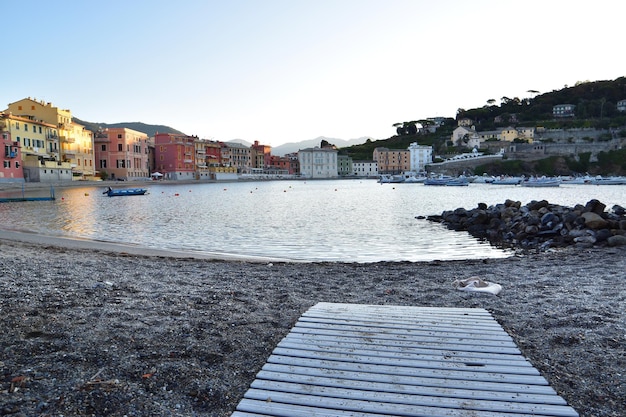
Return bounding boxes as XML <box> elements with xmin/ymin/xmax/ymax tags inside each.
<box><xmin>293</xmin><ymin>321</ymin><xmax>515</xmax><ymax>342</ymax></box>
<box><xmin>260</xmin><ymin>363</ymin><xmax>560</xmax><ymax>396</ymax></box>
<box><xmin>247</xmin><ymin>381</ymin><xmax>578</xmax><ymax>416</ymax></box>
<box><xmin>242</xmin><ymin>389</ymin><xmax>577</xmax><ymax>417</ymax></box>
<box><xmin>290</xmin><ymin>327</ymin><xmax>519</xmax><ymax>350</ymax></box>
<box><xmin>281</xmin><ymin>332</ymin><xmax>522</xmax><ymax>355</ymax></box>
<box><xmin>277</xmin><ymin>337</ymin><xmax>529</xmax><ymax>363</ymax></box>
<box><xmin>233</xmin><ymin>303</ymin><xmax>579</xmax><ymax>417</ymax></box>
<box><xmin>254</xmin><ymin>370</ymin><xmax>568</xmax><ymax>405</ymax></box>
<box><xmin>266</xmin><ymin>356</ymin><xmax>549</xmax><ymax>386</ymax></box>
<box><xmin>270</xmin><ymin>347</ymin><xmax>539</xmax><ymax>375</ymax></box>
<box><xmin>297</xmin><ymin>317</ymin><xmax>510</xmax><ymax>339</ymax></box>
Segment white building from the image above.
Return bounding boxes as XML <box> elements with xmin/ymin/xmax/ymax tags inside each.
<box><xmin>408</xmin><ymin>142</ymin><xmax>432</xmax><ymax>172</ymax></box>
<box><xmin>352</xmin><ymin>160</ymin><xmax>378</xmax><ymax>177</ymax></box>
<box><xmin>298</xmin><ymin>147</ymin><xmax>338</xmax><ymax>178</ymax></box>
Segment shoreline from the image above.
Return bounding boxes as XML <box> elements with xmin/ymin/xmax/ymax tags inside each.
<box><xmin>0</xmin><ymin>233</ymin><xmax>624</xmax><ymax>416</ymax></box>
<box><xmin>0</xmin><ymin>229</ymin><xmax>300</xmax><ymax>263</ymax></box>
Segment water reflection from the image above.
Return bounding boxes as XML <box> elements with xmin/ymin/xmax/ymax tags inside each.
<box><xmin>3</xmin><ymin>180</ymin><xmax>624</xmax><ymax>262</ymax></box>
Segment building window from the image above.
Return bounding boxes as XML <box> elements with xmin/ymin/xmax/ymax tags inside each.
<box><xmin>118</xmin><ymin>144</ymin><xmax>123</xmax><ymax>151</ymax></box>
<box><xmin>101</xmin><ymin>144</ymin><xmax>106</xmax><ymax>151</ymax></box>
<box><xmin>100</xmin><ymin>160</ymin><xmax>107</xmax><ymax>169</ymax></box>
<box><xmin>117</xmin><ymin>134</ymin><xmax>122</xmax><ymax>139</ymax></box>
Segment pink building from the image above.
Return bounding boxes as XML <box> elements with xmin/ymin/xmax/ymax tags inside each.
<box><xmin>94</xmin><ymin>128</ymin><xmax>149</xmax><ymax>181</ymax></box>
<box><xmin>154</xmin><ymin>133</ymin><xmax>196</xmax><ymax>180</ymax></box>
<box><xmin>0</xmin><ymin>129</ymin><xmax>24</xmax><ymax>183</ymax></box>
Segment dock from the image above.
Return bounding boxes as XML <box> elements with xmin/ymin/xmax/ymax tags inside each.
<box><xmin>232</xmin><ymin>302</ymin><xmax>578</xmax><ymax>417</ymax></box>
<box><xmin>0</xmin><ymin>185</ymin><xmax>55</xmax><ymax>203</ymax></box>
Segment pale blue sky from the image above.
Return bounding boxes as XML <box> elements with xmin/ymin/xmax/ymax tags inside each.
<box><xmin>4</xmin><ymin>0</ymin><xmax>624</xmax><ymax>147</ymax></box>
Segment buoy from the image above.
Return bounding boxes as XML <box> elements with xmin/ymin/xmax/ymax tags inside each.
<box><xmin>174</xmin><ymin>193</ymin><xmax>180</xmax><ymax>196</ymax></box>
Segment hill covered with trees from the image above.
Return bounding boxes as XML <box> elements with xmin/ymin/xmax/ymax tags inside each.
<box><xmin>340</xmin><ymin>77</ymin><xmax>626</xmax><ymax>175</ymax></box>
<box><xmin>73</xmin><ymin>118</ymin><xmax>185</xmax><ymax>138</ymax></box>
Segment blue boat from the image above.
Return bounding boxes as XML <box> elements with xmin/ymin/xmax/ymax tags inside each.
<box><xmin>104</xmin><ymin>187</ymin><xmax>148</xmax><ymax>197</ymax></box>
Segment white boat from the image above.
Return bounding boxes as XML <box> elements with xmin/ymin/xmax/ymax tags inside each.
<box><xmin>491</xmin><ymin>176</ymin><xmax>524</xmax><ymax>185</ymax></box>
<box><xmin>378</xmin><ymin>174</ymin><xmax>404</xmax><ymax>183</ymax></box>
<box><xmin>520</xmin><ymin>177</ymin><xmax>561</xmax><ymax>187</ymax></box>
<box><xmin>424</xmin><ymin>175</ymin><xmax>469</xmax><ymax>186</ymax></box>
<box><xmin>589</xmin><ymin>176</ymin><xmax>626</xmax><ymax>185</ymax></box>
<box><xmin>402</xmin><ymin>173</ymin><xmax>427</xmax><ymax>183</ymax></box>
<box><xmin>560</xmin><ymin>175</ymin><xmax>594</xmax><ymax>184</ymax></box>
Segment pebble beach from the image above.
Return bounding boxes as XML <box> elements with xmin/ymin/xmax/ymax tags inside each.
<box><xmin>0</xmin><ymin>231</ymin><xmax>624</xmax><ymax>416</ymax></box>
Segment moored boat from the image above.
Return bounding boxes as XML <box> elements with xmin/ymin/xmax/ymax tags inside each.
<box><xmin>424</xmin><ymin>175</ymin><xmax>469</xmax><ymax>186</ymax></box>
<box><xmin>104</xmin><ymin>187</ymin><xmax>148</xmax><ymax>197</ymax></box>
<box><xmin>520</xmin><ymin>177</ymin><xmax>561</xmax><ymax>187</ymax></box>
<box><xmin>491</xmin><ymin>176</ymin><xmax>524</xmax><ymax>185</ymax></box>
<box><xmin>378</xmin><ymin>174</ymin><xmax>405</xmax><ymax>184</ymax></box>
<box><xmin>589</xmin><ymin>176</ymin><xmax>626</xmax><ymax>185</ymax></box>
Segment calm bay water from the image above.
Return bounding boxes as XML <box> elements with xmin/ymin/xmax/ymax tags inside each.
<box><xmin>1</xmin><ymin>179</ymin><xmax>625</xmax><ymax>262</ymax></box>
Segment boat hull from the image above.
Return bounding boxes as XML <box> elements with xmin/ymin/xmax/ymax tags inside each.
<box><xmin>105</xmin><ymin>188</ymin><xmax>148</xmax><ymax>197</ymax></box>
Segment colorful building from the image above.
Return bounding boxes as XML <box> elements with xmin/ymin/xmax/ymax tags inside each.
<box><xmin>94</xmin><ymin>128</ymin><xmax>150</xmax><ymax>181</ymax></box>
<box><xmin>223</xmin><ymin>142</ymin><xmax>252</xmax><ymax>173</ymax></box>
<box><xmin>0</xmin><ymin>119</ymin><xmax>24</xmax><ymax>183</ymax></box>
<box><xmin>251</xmin><ymin>140</ymin><xmax>272</xmax><ymax>169</ymax></box>
<box><xmin>6</xmin><ymin>98</ymin><xmax>95</xmax><ymax>179</ymax></box>
<box><xmin>154</xmin><ymin>133</ymin><xmax>196</xmax><ymax>180</ymax></box>
<box><xmin>373</xmin><ymin>147</ymin><xmax>410</xmax><ymax>175</ymax></box>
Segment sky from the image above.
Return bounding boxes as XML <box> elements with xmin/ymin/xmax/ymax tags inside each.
<box><xmin>3</xmin><ymin>0</ymin><xmax>624</xmax><ymax>147</ymax></box>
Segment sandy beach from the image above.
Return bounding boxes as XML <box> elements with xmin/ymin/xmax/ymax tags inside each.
<box><xmin>0</xmin><ymin>232</ymin><xmax>624</xmax><ymax>417</ymax></box>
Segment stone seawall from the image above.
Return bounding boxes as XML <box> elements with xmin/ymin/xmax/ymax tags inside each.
<box><xmin>425</xmin><ymin>199</ymin><xmax>626</xmax><ymax>250</ymax></box>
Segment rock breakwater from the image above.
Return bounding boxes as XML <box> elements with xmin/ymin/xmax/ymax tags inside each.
<box><xmin>426</xmin><ymin>199</ymin><xmax>626</xmax><ymax>250</ymax></box>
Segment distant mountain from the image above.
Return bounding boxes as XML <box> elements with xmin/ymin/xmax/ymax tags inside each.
<box><xmin>272</xmin><ymin>136</ymin><xmax>371</xmax><ymax>156</ymax></box>
<box><xmin>225</xmin><ymin>139</ymin><xmax>254</xmax><ymax>147</ymax></box>
<box><xmin>73</xmin><ymin>118</ymin><xmax>185</xmax><ymax>137</ymax></box>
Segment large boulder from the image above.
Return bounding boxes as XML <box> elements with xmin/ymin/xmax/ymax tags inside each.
<box><xmin>607</xmin><ymin>235</ymin><xmax>626</xmax><ymax>247</ymax></box>
<box><xmin>581</xmin><ymin>212</ymin><xmax>608</xmax><ymax>229</ymax></box>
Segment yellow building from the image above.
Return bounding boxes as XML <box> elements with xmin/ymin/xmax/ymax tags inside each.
<box><xmin>0</xmin><ymin>112</ymin><xmax>60</xmax><ymax>158</ymax></box>
<box><xmin>6</xmin><ymin>98</ymin><xmax>95</xmax><ymax>179</ymax></box>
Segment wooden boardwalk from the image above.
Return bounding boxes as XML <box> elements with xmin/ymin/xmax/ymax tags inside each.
<box><xmin>232</xmin><ymin>302</ymin><xmax>578</xmax><ymax>417</ymax></box>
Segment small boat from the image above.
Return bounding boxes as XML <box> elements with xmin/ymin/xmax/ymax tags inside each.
<box><xmin>559</xmin><ymin>175</ymin><xmax>594</xmax><ymax>184</ymax></box>
<box><xmin>104</xmin><ymin>187</ymin><xmax>148</xmax><ymax>197</ymax></box>
<box><xmin>491</xmin><ymin>176</ymin><xmax>524</xmax><ymax>185</ymax></box>
<box><xmin>589</xmin><ymin>176</ymin><xmax>626</xmax><ymax>185</ymax></box>
<box><xmin>424</xmin><ymin>176</ymin><xmax>469</xmax><ymax>186</ymax></box>
<box><xmin>378</xmin><ymin>174</ymin><xmax>405</xmax><ymax>183</ymax></box>
<box><xmin>520</xmin><ymin>177</ymin><xmax>561</xmax><ymax>187</ymax></box>
<box><xmin>402</xmin><ymin>173</ymin><xmax>427</xmax><ymax>183</ymax></box>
